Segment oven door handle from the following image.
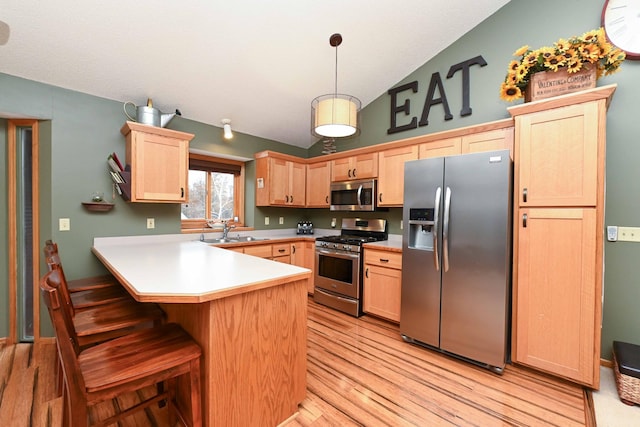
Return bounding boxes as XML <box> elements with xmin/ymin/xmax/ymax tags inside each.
<box><xmin>316</xmin><ymin>248</ymin><xmax>360</xmax><ymax>261</ymax></box>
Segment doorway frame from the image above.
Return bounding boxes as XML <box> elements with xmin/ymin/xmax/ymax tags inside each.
<box><xmin>7</xmin><ymin>119</ymin><xmax>40</xmax><ymax>344</ymax></box>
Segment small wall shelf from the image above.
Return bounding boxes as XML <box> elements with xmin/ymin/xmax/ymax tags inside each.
<box><xmin>81</xmin><ymin>202</ymin><xmax>115</xmax><ymax>212</ymax></box>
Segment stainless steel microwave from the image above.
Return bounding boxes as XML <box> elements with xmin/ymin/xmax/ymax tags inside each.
<box><xmin>330</xmin><ymin>179</ymin><xmax>377</xmax><ymax>211</ymax></box>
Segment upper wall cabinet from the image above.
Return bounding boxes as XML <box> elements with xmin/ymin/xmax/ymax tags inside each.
<box><xmin>120</xmin><ymin>122</ymin><xmax>193</xmax><ymax>203</ymax></box>
<box><xmin>331</xmin><ymin>153</ymin><xmax>378</xmax><ymax>182</ymax></box>
<box><xmin>377</xmin><ymin>145</ymin><xmax>418</xmax><ymax>207</ymax></box>
<box><xmin>461</xmin><ymin>128</ymin><xmax>514</xmax><ymax>157</ymax></box>
<box><xmin>419</xmin><ymin>137</ymin><xmax>462</xmax><ymax>159</ymax></box>
<box><xmin>306</xmin><ymin>161</ymin><xmax>331</xmax><ymax>207</ymax></box>
<box><xmin>255</xmin><ymin>152</ymin><xmax>306</xmax><ymax>207</ymax></box>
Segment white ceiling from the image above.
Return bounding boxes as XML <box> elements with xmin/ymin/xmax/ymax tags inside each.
<box><xmin>0</xmin><ymin>0</ymin><xmax>510</xmax><ymax>148</ymax></box>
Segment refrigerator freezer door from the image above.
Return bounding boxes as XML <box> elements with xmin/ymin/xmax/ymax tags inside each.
<box><xmin>400</xmin><ymin>157</ymin><xmax>444</xmax><ymax>347</ymax></box>
<box><xmin>439</xmin><ymin>150</ymin><xmax>512</xmax><ymax>368</ymax></box>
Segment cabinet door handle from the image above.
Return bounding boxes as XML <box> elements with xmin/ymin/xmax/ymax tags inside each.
<box><xmin>290</xmin><ymin>195</ymin><xmax>293</xmax><ymax>203</ymax></box>
<box><xmin>278</xmin><ymin>248</ymin><xmax>285</xmax><ymax>253</ymax></box>
<box><xmin>379</xmin><ymin>258</ymin><xmax>389</xmax><ymax>263</ymax></box>
<box><xmin>348</xmin><ymin>169</ymin><xmax>352</xmax><ymax>178</ymax></box>
<box><xmin>365</xmin><ymin>268</ymin><xmax>369</xmax><ymax>278</ymax></box>
<box><xmin>181</xmin><ymin>187</ymin><xmax>184</xmax><ymax>198</ymax></box>
<box><xmin>379</xmin><ymin>193</ymin><xmax>383</xmax><ymax>203</ymax></box>
<box><xmin>523</xmin><ymin>188</ymin><xmax>528</xmax><ymax>203</ymax></box>
<box><xmin>285</xmin><ymin>195</ymin><xmax>289</xmax><ymax>203</ymax></box>
<box><xmin>522</xmin><ymin>213</ymin><xmax>528</xmax><ymax>228</ymax></box>
<box><xmin>292</xmin><ymin>245</ymin><xmax>296</xmax><ymax>254</ymax></box>
<box><xmin>353</xmin><ymin>168</ymin><xmax>356</xmax><ymax>178</ymax></box>
<box><xmin>325</xmin><ymin>196</ymin><xmax>329</xmax><ymax>204</ymax></box>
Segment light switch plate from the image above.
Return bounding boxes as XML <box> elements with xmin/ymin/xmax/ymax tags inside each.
<box><xmin>59</xmin><ymin>218</ymin><xmax>70</xmax><ymax>231</ymax></box>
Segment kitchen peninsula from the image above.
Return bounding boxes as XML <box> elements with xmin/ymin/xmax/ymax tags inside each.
<box><xmin>92</xmin><ymin>235</ymin><xmax>311</xmax><ymax>427</ymax></box>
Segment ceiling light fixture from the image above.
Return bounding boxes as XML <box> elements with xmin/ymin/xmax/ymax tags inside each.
<box><xmin>222</xmin><ymin>119</ymin><xmax>233</xmax><ymax>140</ymax></box>
<box><xmin>311</xmin><ymin>33</ymin><xmax>361</xmax><ymax>139</ymax></box>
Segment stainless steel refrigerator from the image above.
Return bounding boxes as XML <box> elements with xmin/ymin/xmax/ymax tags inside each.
<box><xmin>400</xmin><ymin>150</ymin><xmax>512</xmax><ymax>372</ymax></box>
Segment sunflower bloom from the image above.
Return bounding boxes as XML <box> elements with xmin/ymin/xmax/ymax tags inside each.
<box><xmin>513</xmin><ymin>45</ymin><xmax>529</xmax><ymax>56</ymax></box>
<box><xmin>500</xmin><ymin>82</ymin><xmax>522</xmax><ymax>102</ymax></box>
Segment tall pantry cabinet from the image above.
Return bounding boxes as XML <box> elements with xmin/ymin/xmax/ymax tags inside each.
<box><xmin>508</xmin><ymin>85</ymin><xmax>616</xmax><ymax>389</ymax></box>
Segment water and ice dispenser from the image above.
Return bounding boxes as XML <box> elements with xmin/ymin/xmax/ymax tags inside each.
<box><xmin>408</xmin><ymin>208</ymin><xmax>435</xmax><ymax>251</ymax></box>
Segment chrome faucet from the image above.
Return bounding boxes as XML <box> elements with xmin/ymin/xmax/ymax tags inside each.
<box><xmin>221</xmin><ymin>221</ymin><xmax>236</xmax><ymax>239</ymax></box>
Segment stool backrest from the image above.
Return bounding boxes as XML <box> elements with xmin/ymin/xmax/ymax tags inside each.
<box><xmin>40</xmin><ymin>269</ymin><xmax>86</xmax><ymax>395</ymax></box>
<box><xmin>43</xmin><ymin>240</ymin><xmax>76</xmax><ymax>317</ymax></box>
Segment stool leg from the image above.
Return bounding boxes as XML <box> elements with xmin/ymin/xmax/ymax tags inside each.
<box><xmin>189</xmin><ymin>358</ymin><xmax>202</xmax><ymax>427</ymax></box>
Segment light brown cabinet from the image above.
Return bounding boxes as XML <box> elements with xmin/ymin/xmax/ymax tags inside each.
<box><xmin>461</xmin><ymin>128</ymin><xmax>514</xmax><ymax>156</ymax></box>
<box><xmin>291</xmin><ymin>241</ymin><xmax>315</xmax><ymax>294</ymax></box>
<box><xmin>120</xmin><ymin>121</ymin><xmax>193</xmax><ymax>203</ymax></box>
<box><xmin>377</xmin><ymin>146</ymin><xmax>418</xmax><ymax>207</ymax></box>
<box><xmin>331</xmin><ymin>153</ymin><xmax>378</xmax><ymax>182</ymax></box>
<box><xmin>508</xmin><ymin>85</ymin><xmax>615</xmax><ymax>389</ymax></box>
<box><xmin>306</xmin><ymin>161</ymin><xmax>331</xmax><ymax>207</ymax></box>
<box><xmin>363</xmin><ymin>248</ymin><xmax>402</xmax><ymax>322</ymax></box>
<box><xmin>271</xmin><ymin>242</ymin><xmax>292</xmax><ymax>263</ymax></box>
<box><xmin>255</xmin><ymin>153</ymin><xmax>306</xmax><ymax>207</ymax></box>
<box><xmin>419</xmin><ymin>137</ymin><xmax>461</xmax><ymax>159</ymax></box>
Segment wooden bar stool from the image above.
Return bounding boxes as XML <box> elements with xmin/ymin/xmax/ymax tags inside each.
<box><xmin>44</xmin><ymin>240</ymin><xmax>131</xmax><ymax>309</ymax></box>
<box><xmin>41</xmin><ymin>268</ymin><xmax>203</xmax><ymax>427</ymax></box>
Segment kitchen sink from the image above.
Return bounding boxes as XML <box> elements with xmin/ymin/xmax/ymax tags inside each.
<box><xmin>201</xmin><ymin>236</ymin><xmax>269</xmax><ymax>244</ymax></box>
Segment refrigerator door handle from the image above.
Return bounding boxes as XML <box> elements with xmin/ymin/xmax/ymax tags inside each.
<box><xmin>433</xmin><ymin>186</ymin><xmax>442</xmax><ymax>271</ymax></box>
<box><xmin>443</xmin><ymin>186</ymin><xmax>452</xmax><ymax>272</ymax></box>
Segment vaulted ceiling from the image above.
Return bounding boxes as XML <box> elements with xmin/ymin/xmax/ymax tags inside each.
<box><xmin>0</xmin><ymin>0</ymin><xmax>511</xmax><ymax>148</ymax></box>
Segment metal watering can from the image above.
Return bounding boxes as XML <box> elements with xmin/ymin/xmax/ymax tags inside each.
<box><xmin>124</xmin><ymin>98</ymin><xmax>181</xmax><ymax>128</ymax></box>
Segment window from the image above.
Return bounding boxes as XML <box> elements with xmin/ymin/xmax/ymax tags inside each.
<box><xmin>181</xmin><ymin>153</ymin><xmax>245</xmax><ymax>230</ymax></box>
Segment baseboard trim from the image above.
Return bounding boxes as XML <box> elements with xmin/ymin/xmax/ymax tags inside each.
<box><xmin>600</xmin><ymin>358</ymin><xmax>614</xmax><ymax>369</ymax></box>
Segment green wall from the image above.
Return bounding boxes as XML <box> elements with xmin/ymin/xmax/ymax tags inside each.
<box><xmin>2</xmin><ymin>0</ymin><xmax>638</xmax><ymax>359</ymax></box>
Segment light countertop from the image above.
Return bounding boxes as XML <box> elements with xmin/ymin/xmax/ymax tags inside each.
<box><xmin>92</xmin><ymin>236</ymin><xmax>311</xmax><ymax>303</ymax></box>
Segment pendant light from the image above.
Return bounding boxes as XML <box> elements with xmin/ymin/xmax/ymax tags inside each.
<box><xmin>311</xmin><ymin>33</ymin><xmax>361</xmax><ymax>139</ymax></box>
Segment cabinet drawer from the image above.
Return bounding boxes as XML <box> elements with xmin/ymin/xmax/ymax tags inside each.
<box><xmin>364</xmin><ymin>249</ymin><xmax>402</xmax><ymax>269</ymax></box>
<box><xmin>243</xmin><ymin>244</ymin><xmax>272</xmax><ymax>258</ymax></box>
<box><xmin>271</xmin><ymin>243</ymin><xmax>291</xmax><ymax>257</ymax></box>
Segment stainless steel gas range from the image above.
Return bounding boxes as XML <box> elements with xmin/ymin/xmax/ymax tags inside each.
<box><xmin>314</xmin><ymin>218</ymin><xmax>388</xmax><ymax>317</ymax></box>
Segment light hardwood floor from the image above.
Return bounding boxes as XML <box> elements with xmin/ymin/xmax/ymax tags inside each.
<box><xmin>0</xmin><ymin>297</ymin><xmax>593</xmax><ymax>426</ymax></box>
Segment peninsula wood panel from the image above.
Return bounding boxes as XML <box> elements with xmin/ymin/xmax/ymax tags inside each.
<box><xmin>162</xmin><ymin>278</ymin><xmax>307</xmax><ymax>427</ymax></box>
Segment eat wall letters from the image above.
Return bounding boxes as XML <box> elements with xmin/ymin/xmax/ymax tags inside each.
<box><xmin>387</xmin><ymin>55</ymin><xmax>487</xmax><ymax>135</ymax></box>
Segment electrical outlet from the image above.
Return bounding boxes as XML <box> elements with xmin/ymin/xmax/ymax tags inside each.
<box><xmin>400</xmin><ymin>220</ymin><xmax>403</xmax><ymax>230</ymax></box>
<box><xmin>331</xmin><ymin>218</ymin><xmax>336</xmax><ymax>228</ymax></box>
<box><xmin>146</xmin><ymin>218</ymin><xmax>155</xmax><ymax>229</ymax></box>
<box><xmin>618</xmin><ymin>226</ymin><xmax>640</xmax><ymax>242</ymax></box>
<box><xmin>279</xmin><ymin>217</ymin><xmax>284</xmax><ymax>225</ymax></box>
<box><xmin>59</xmin><ymin>218</ymin><xmax>70</xmax><ymax>231</ymax></box>
<box><xmin>265</xmin><ymin>216</ymin><xmax>270</xmax><ymax>225</ymax></box>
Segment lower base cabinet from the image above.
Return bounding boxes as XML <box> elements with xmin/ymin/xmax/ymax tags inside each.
<box><xmin>291</xmin><ymin>241</ymin><xmax>315</xmax><ymax>294</ymax></box>
<box><xmin>513</xmin><ymin>207</ymin><xmax>598</xmax><ymax>386</ymax></box>
<box><xmin>363</xmin><ymin>248</ymin><xmax>402</xmax><ymax>322</ymax></box>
